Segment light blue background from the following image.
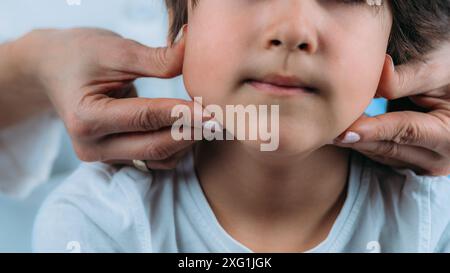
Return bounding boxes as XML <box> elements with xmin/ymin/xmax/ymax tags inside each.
<box><xmin>0</xmin><ymin>0</ymin><xmax>388</xmax><ymax>252</ymax></box>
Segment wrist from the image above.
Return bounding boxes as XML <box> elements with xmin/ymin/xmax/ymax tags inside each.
<box><xmin>10</xmin><ymin>31</ymin><xmax>43</xmax><ymax>87</ymax></box>
<box><xmin>10</xmin><ymin>31</ymin><xmax>53</xmax><ymax>105</ymax></box>
<box><xmin>0</xmin><ymin>32</ymin><xmax>53</xmax><ymax>127</ymax></box>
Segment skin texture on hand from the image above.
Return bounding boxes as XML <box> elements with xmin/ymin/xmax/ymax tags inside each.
<box><xmin>0</xmin><ymin>40</ymin><xmax>53</xmax><ymax>128</ymax></box>
<box><xmin>334</xmin><ymin>43</ymin><xmax>450</xmax><ymax>176</ymax></box>
<box><xmin>4</xmin><ymin>27</ymin><xmax>200</xmax><ymax>170</ymax></box>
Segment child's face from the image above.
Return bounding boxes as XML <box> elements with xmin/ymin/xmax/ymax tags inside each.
<box><xmin>183</xmin><ymin>0</ymin><xmax>392</xmax><ymax>154</ymax></box>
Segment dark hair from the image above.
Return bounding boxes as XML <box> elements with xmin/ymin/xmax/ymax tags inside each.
<box><xmin>165</xmin><ymin>0</ymin><xmax>449</xmax><ymax>65</ymax></box>
<box><xmin>165</xmin><ymin>1</ymin><xmax>449</xmax><ymax>112</ymax></box>
<box><xmin>166</xmin><ymin>0</ymin><xmax>197</xmax><ymax>45</ymax></box>
<box><xmin>388</xmin><ymin>1</ymin><xmax>449</xmax><ymax>64</ymax></box>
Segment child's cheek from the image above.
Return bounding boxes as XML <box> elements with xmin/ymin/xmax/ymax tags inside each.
<box><xmin>182</xmin><ymin>40</ymin><xmax>216</xmax><ymax>100</ymax></box>
<box><xmin>183</xmin><ymin>32</ymin><xmax>240</xmax><ymax>106</ymax></box>
<box><xmin>329</xmin><ymin>53</ymin><xmax>385</xmax><ymax>134</ymax></box>
<box><xmin>321</xmin><ymin>12</ymin><xmax>392</xmax><ymax>133</ymax></box>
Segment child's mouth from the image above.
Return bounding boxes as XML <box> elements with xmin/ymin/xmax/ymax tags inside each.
<box><xmin>244</xmin><ymin>74</ymin><xmax>317</xmax><ymax>96</ymax></box>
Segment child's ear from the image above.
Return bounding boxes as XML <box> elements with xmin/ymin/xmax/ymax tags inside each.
<box><xmin>374</xmin><ymin>54</ymin><xmax>396</xmax><ymax>98</ymax></box>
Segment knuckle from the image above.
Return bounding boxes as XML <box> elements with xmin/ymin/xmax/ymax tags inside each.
<box><xmin>152</xmin><ymin>48</ymin><xmax>174</xmax><ymax>78</ymax></box>
<box><xmin>392</xmin><ymin>120</ymin><xmax>420</xmax><ymax>145</ymax></box>
<box><xmin>131</xmin><ymin>107</ymin><xmax>163</xmax><ymax>131</ymax></box>
<box><xmin>65</xmin><ymin>111</ymin><xmax>94</xmax><ymax>140</ymax></box>
<box><xmin>376</xmin><ymin>143</ymin><xmax>399</xmax><ymax>158</ymax></box>
<box><xmin>374</xmin><ymin>126</ymin><xmax>387</xmax><ymax>142</ymax></box>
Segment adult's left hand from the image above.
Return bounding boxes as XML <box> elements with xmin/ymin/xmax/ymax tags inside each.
<box><xmin>334</xmin><ymin>42</ymin><xmax>450</xmax><ymax>176</ymax></box>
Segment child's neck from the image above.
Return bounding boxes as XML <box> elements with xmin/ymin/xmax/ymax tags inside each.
<box><xmin>194</xmin><ymin>140</ymin><xmax>351</xmax><ymax>252</ymax></box>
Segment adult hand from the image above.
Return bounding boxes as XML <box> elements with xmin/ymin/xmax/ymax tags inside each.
<box><xmin>334</xmin><ymin>42</ymin><xmax>450</xmax><ymax>176</ymax></box>
<box><xmin>11</xmin><ymin>27</ymin><xmax>199</xmax><ymax>170</ymax></box>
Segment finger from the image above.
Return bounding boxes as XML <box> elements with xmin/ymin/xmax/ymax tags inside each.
<box><xmin>76</xmin><ymin>97</ymin><xmax>205</xmax><ymax>138</ymax></box>
<box><xmin>145</xmin><ymin>147</ymin><xmax>192</xmax><ymax>170</ymax></box>
<box><xmin>379</xmin><ymin>57</ymin><xmax>434</xmax><ymax>99</ymax></box>
<box><xmin>377</xmin><ymin>50</ymin><xmax>450</xmax><ymax>99</ymax></box>
<box><xmin>333</xmin><ymin>111</ymin><xmax>447</xmax><ymax>153</ymax></box>
<box><xmin>103</xmin><ymin>146</ymin><xmax>191</xmax><ymax>170</ymax></box>
<box><xmin>418</xmin><ymin>85</ymin><xmax>450</xmax><ymax>100</ymax></box>
<box><xmin>359</xmin><ymin>152</ymin><xmax>433</xmax><ymax>175</ymax></box>
<box><xmin>106</xmin><ymin>83</ymin><xmax>138</xmax><ymax>99</ymax></box>
<box><xmin>114</xmin><ymin>26</ymin><xmax>187</xmax><ymax>79</ymax></box>
<box><xmin>409</xmin><ymin>92</ymin><xmax>450</xmax><ymax>110</ymax></box>
<box><xmin>348</xmin><ymin>141</ymin><xmax>447</xmax><ymax>175</ymax></box>
<box><xmin>96</xmin><ymin>127</ymin><xmax>201</xmax><ymax>161</ymax></box>
<box><xmin>358</xmin><ymin>151</ymin><xmax>421</xmax><ymax>171</ymax></box>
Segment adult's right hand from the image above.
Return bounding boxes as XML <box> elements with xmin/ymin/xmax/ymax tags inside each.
<box><xmin>11</xmin><ymin>27</ymin><xmax>199</xmax><ymax>170</ymax></box>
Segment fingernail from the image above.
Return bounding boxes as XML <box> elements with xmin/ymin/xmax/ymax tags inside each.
<box><xmin>339</xmin><ymin>132</ymin><xmax>361</xmax><ymax>144</ymax></box>
<box><xmin>387</xmin><ymin>54</ymin><xmax>395</xmax><ymax>72</ymax></box>
<box><xmin>202</xmin><ymin>120</ymin><xmax>223</xmax><ymax>133</ymax></box>
<box><xmin>367</xmin><ymin>0</ymin><xmax>383</xmax><ymax>6</ymax></box>
<box><xmin>173</xmin><ymin>24</ymin><xmax>187</xmax><ymax>46</ymax></box>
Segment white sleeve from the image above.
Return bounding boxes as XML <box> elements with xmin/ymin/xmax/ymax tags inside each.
<box><xmin>33</xmin><ymin>194</ymin><xmax>120</xmax><ymax>253</ymax></box>
<box><xmin>0</xmin><ymin>110</ymin><xmax>63</xmax><ymax>198</ymax></box>
<box><xmin>32</xmin><ymin>162</ymin><xmax>144</xmax><ymax>253</ymax></box>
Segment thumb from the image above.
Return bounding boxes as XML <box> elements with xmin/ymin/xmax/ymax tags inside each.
<box><xmin>377</xmin><ymin>54</ymin><xmax>443</xmax><ymax>100</ymax></box>
<box><xmin>123</xmin><ymin>25</ymin><xmax>187</xmax><ymax>79</ymax></box>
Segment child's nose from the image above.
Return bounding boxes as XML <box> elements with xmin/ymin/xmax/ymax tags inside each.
<box><xmin>266</xmin><ymin>37</ymin><xmax>315</xmax><ymax>53</ymax></box>
<box><xmin>262</xmin><ymin>3</ymin><xmax>318</xmax><ymax>54</ymax></box>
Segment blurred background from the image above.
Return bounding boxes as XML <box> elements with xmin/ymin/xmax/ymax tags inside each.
<box><xmin>0</xmin><ymin>0</ymin><xmax>387</xmax><ymax>252</ymax></box>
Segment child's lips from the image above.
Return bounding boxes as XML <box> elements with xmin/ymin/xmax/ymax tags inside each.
<box><xmin>246</xmin><ymin>79</ymin><xmax>317</xmax><ymax>96</ymax></box>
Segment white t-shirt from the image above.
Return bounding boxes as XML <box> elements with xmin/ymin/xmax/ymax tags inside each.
<box><xmin>32</xmin><ymin>150</ymin><xmax>450</xmax><ymax>253</ymax></box>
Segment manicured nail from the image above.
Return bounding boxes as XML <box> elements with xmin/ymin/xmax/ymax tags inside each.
<box><xmin>340</xmin><ymin>132</ymin><xmax>361</xmax><ymax>144</ymax></box>
<box><xmin>387</xmin><ymin>54</ymin><xmax>395</xmax><ymax>72</ymax></box>
<box><xmin>173</xmin><ymin>24</ymin><xmax>187</xmax><ymax>45</ymax></box>
<box><xmin>202</xmin><ymin>120</ymin><xmax>223</xmax><ymax>133</ymax></box>
<box><xmin>366</xmin><ymin>0</ymin><xmax>383</xmax><ymax>6</ymax></box>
